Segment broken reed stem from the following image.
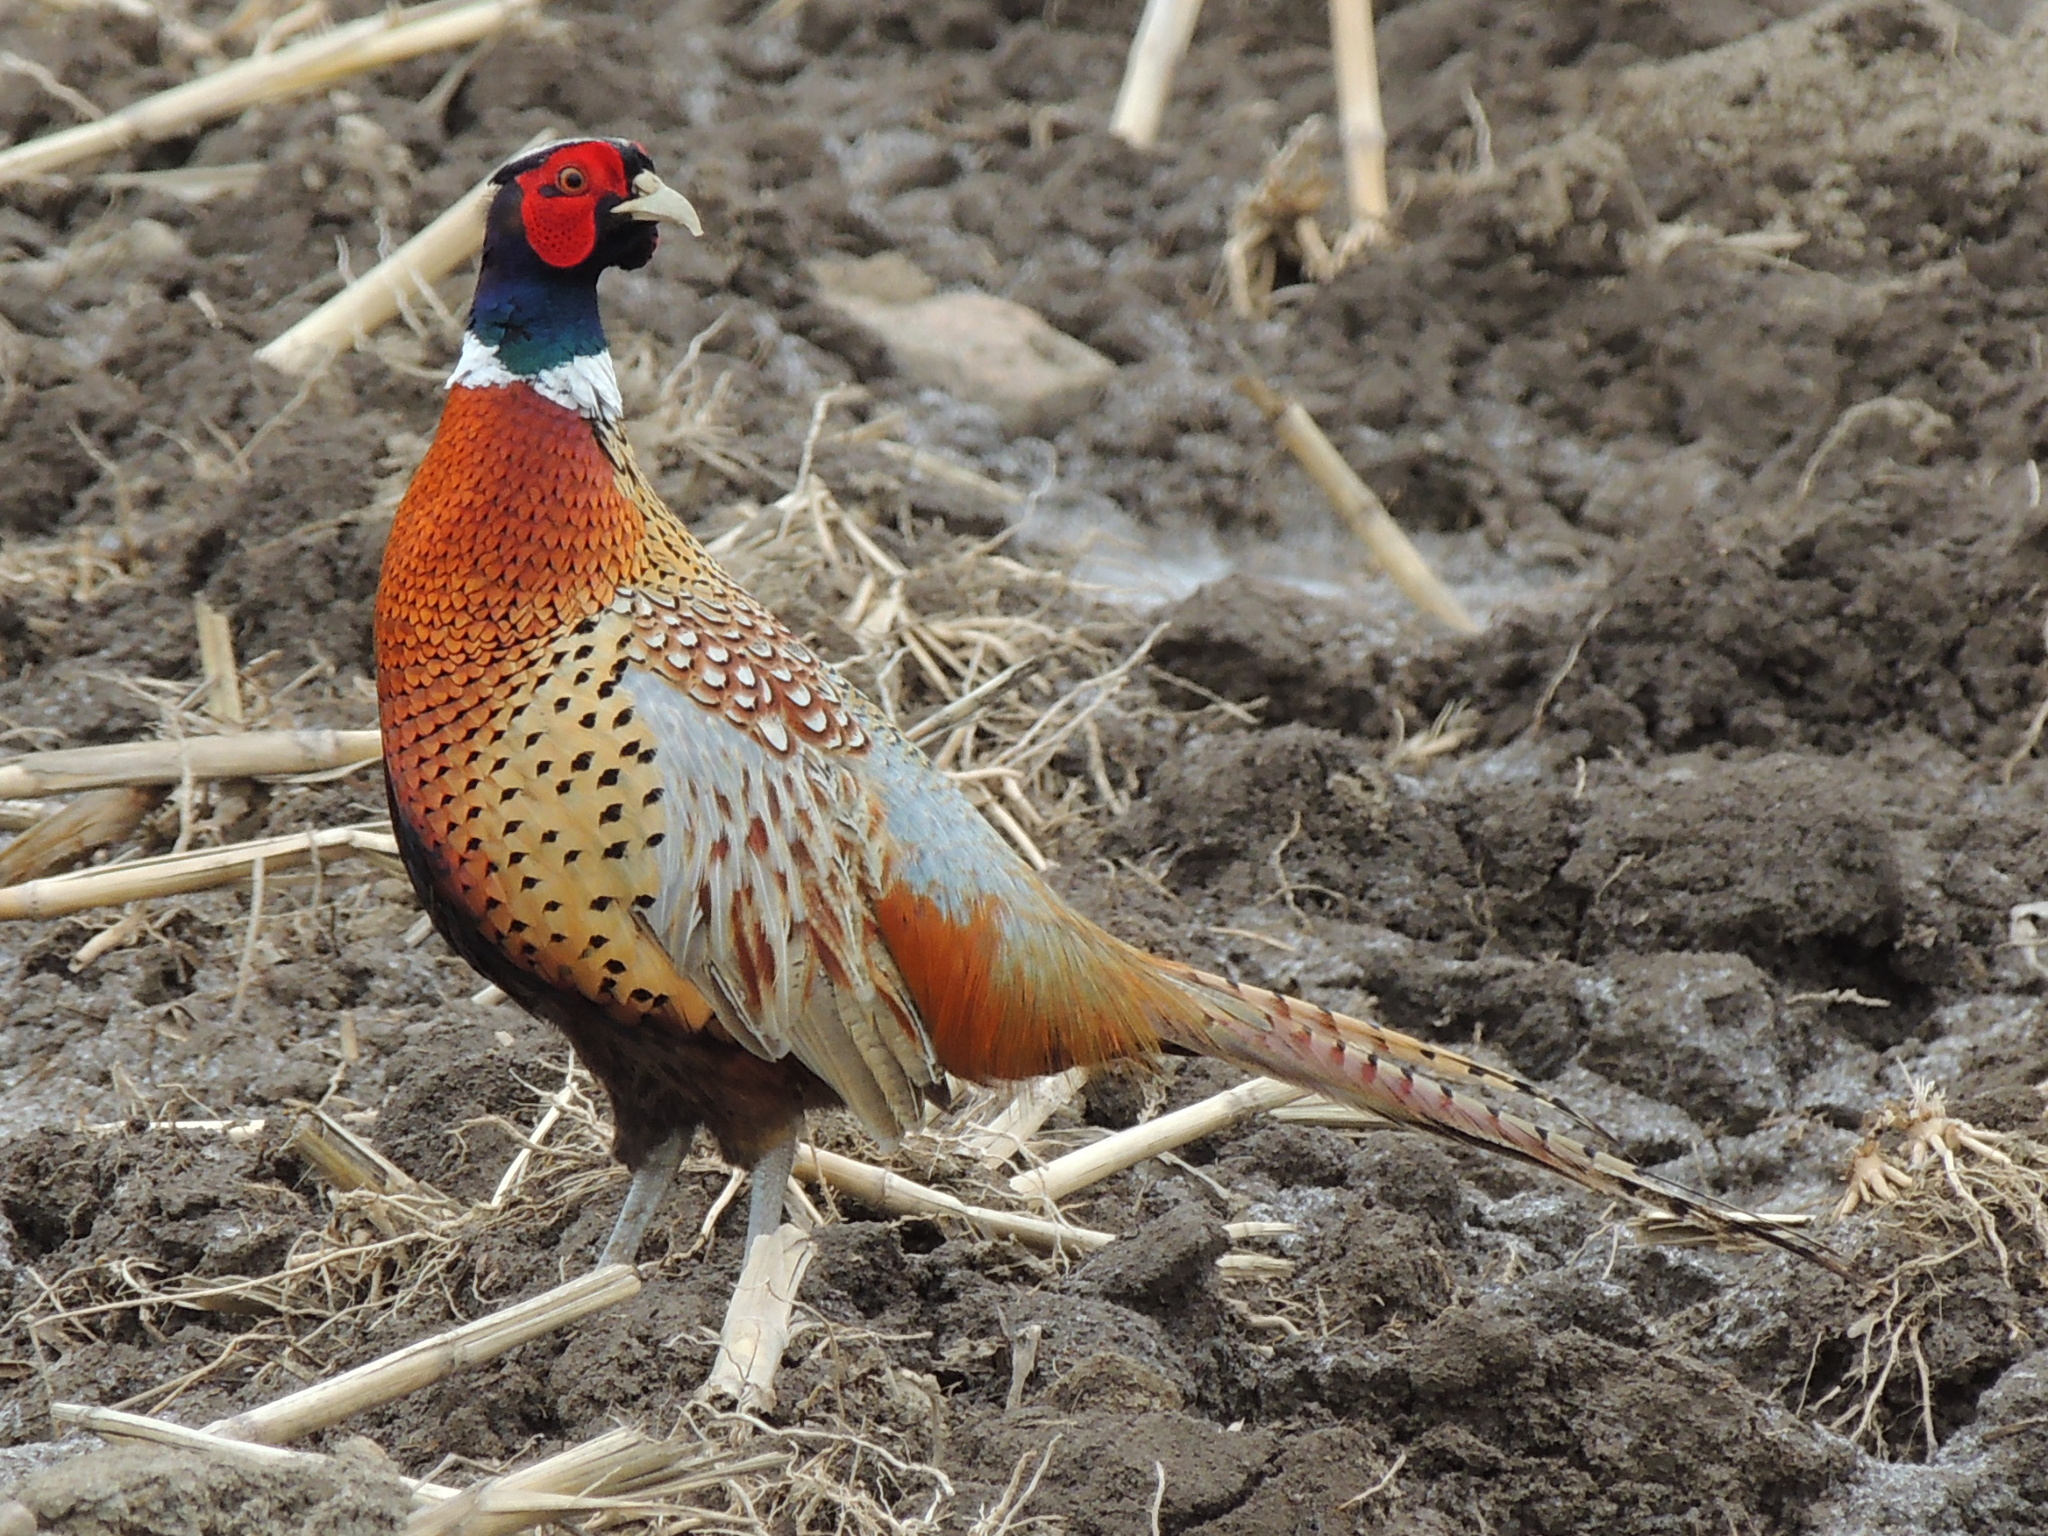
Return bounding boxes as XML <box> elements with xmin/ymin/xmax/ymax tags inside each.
<box><xmin>193</xmin><ymin>597</ymin><xmax>245</xmax><ymax>725</ymax></box>
<box><xmin>256</xmin><ymin>126</ymin><xmax>556</xmax><ymax>375</ymax></box>
<box><xmin>1235</xmin><ymin>374</ymin><xmax>1480</xmax><ymax>634</ymax></box>
<box><xmin>226</xmin><ymin>852</ymin><xmax>267</xmax><ymax>1028</ymax></box>
<box><xmin>1327</xmin><ymin>0</ymin><xmax>1390</xmax><ymax>236</ymax></box>
<box><xmin>289</xmin><ymin>1110</ymin><xmax>430</xmax><ymax>1198</ymax></box>
<box><xmin>0</xmin><ymin>0</ymin><xmax>542</xmax><ymax>186</ymax></box>
<box><xmin>797</xmin><ymin>1145</ymin><xmax>1113</xmax><ymax>1253</ymax></box>
<box><xmin>0</xmin><ymin>785</ymin><xmax>162</xmax><ymax>888</ymax></box>
<box><xmin>702</xmin><ymin>1225</ymin><xmax>816</xmax><ymax>1416</ymax></box>
<box><xmin>1110</xmin><ymin>0</ymin><xmax>1208</xmax><ymax>150</ymax></box>
<box><xmin>51</xmin><ymin>1404</ymin><xmax>460</xmax><ymax>1505</ymax></box>
<box><xmin>957</xmin><ymin>1068</ymin><xmax>1088</xmax><ymax>1168</ymax></box>
<box><xmin>0</xmin><ymin>825</ymin><xmax>398</xmax><ymax>921</ymax></box>
<box><xmin>406</xmin><ymin>1431</ymin><xmax>788</xmax><ymax>1536</ymax></box>
<box><xmin>68</xmin><ymin>905</ymin><xmax>144</xmax><ymax>969</ymax></box>
<box><xmin>1010</xmin><ymin>1076</ymin><xmax>1305</xmax><ymax>1203</ymax></box>
<box><xmin>202</xmin><ymin>1265</ymin><xmax>640</xmax><ymax>1447</ymax></box>
<box><xmin>0</xmin><ymin>728</ymin><xmax>382</xmax><ymax>798</ymax></box>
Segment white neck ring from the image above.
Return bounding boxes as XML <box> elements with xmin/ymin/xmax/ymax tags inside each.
<box><xmin>448</xmin><ymin>333</ymin><xmax>623</xmax><ymax>422</ymax></box>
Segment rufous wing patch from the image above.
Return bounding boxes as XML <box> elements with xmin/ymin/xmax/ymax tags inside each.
<box><xmin>874</xmin><ymin>885</ymin><xmax>1175</xmax><ymax>1082</ymax></box>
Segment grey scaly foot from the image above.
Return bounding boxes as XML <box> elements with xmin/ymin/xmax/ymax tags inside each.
<box><xmin>597</xmin><ymin>1131</ymin><xmax>684</xmax><ymax>1267</ymax></box>
<box><xmin>743</xmin><ymin>1134</ymin><xmax>798</xmax><ymax>1249</ymax></box>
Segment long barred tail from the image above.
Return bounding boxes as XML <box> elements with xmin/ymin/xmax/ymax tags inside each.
<box><xmin>1149</xmin><ymin>959</ymin><xmax>1852</xmax><ymax>1278</ymax></box>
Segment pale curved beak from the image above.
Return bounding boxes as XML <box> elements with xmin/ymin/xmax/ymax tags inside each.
<box><xmin>615</xmin><ymin>170</ymin><xmax>702</xmax><ymax>237</ymax></box>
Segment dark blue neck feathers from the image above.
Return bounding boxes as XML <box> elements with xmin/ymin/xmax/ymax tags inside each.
<box><xmin>467</xmin><ymin>247</ymin><xmax>607</xmax><ymax>377</ymax></box>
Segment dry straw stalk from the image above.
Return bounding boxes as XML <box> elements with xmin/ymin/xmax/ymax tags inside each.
<box><xmin>1110</xmin><ymin>0</ymin><xmax>1207</xmax><ymax>149</ymax></box>
<box><xmin>202</xmin><ymin>1264</ymin><xmax>640</xmax><ymax>1447</ymax></box>
<box><xmin>192</xmin><ymin>597</ymin><xmax>245</xmax><ymax>725</ymax></box>
<box><xmin>1236</xmin><ymin>373</ymin><xmax>1480</xmax><ymax>634</ymax></box>
<box><xmin>289</xmin><ymin>1110</ymin><xmax>432</xmax><ymax>1197</ymax></box>
<box><xmin>407</xmin><ymin>1428</ymin><xmax>787</xmax><ymax>1536</ymax></box>
<box><xmin>0</xmin><ymin>785</ymin><xmax>161</xmax><ymax>887</ymax></box>
<box><xmin>0</xmin><ymin>0</ymin><xmax>542</xmax><ymax>185</ymax></box>
<box><xmin>1010</xmin><ymin>1076</ymin><xmax>1305</xmax><ymax>1203</ymax></box>
<box><xmin>0</xmin><ymin>825</ymin><xmax>398</xmax><ymax>920</ymax></box>
<box><xmin>51</xmin><ymin>1403</ymin><xmax>460</xmax><ymax>1504</ymax></box>
<box><xmin>955</xmin><ymin>1068</ymin><xmax>1088</xmax><ymax>1167</ymax></box>
<box><xmin>257</xmin><ymin>126</ymin><xmax>557</xmax><ymax>375</ymax></box>
<box><xmin>701</xmin><ymin>1225</ymin><xmax>815</xmax><ymax>1415</ymax></box>
<box><xmin>1328</xmin><ymin>0</ymin><xmax>1390</xmax><ymax>235</ymax></box>
<box><xmin>0</xmin><ymin>728</ymin><xmax>381</xmax><ymax>797</ymax></box>
<box><xmin>798</xmin><ymin>1144</ymin><xmax>1113</xmax><ymax>1252</ymax></box>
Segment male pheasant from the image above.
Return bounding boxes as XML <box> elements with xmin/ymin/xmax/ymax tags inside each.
<box><xmin>376</xmin><ymin>139</ymin><xmax>1842</xmax><ymax>1343</ymax></box>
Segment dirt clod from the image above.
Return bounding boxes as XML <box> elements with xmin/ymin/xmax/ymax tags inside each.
<box><xmin>13</xmin><ymin>1445</ymin><xmax>410</xmax><ymax>1536</ymax></box>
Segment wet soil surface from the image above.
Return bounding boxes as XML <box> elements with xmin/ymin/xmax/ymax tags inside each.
<box><xmin>6</xmin><ymin>0</ymin><xmax>2048</xmax><ymax>1531</ymax></box>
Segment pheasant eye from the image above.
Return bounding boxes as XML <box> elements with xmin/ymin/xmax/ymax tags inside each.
<box><xmin>556</xmin><ymin>165</ymin><xmax>588</xmax><ymax>194</ymax></box>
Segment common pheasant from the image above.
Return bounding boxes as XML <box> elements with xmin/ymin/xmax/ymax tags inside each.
<box><xmin>375</xmin><ymin>139</ymin><xmax>1842</xmax><ymax>1368</ymax></box>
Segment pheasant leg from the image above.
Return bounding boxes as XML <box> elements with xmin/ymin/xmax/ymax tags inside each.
<box><xmin>744</xmin><ymin>1133</ymin><xmax>797</xmax><ymax>1246</ymax></box>
<box><xmin>597</xmin><ymin>1130</ymin><xmax>685</xmax><ymax>1267</ymax></box>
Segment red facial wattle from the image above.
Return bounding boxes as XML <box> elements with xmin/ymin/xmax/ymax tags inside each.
<box><xmin>515</xmin><ymin>144</ymin><xmax>633</xmax><ymax>269</ymax></box>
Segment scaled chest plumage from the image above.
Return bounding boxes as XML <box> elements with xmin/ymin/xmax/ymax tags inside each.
<box><xmin>375</xmin><ymin>383</ymin><xmax>869</xmax><ymax>1035</ymax></box>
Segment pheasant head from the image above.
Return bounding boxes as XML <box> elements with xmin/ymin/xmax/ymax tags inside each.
<box><xmin>453</xmin><ymin>137</ymin><xmax>701</xmax><ymax>419</ymax></box>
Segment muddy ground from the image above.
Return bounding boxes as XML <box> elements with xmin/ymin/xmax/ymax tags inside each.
<box><xmin>6</xmin><ymin>0</ymin><xmax>2048</xmax><ymax>1531</ymax></box>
